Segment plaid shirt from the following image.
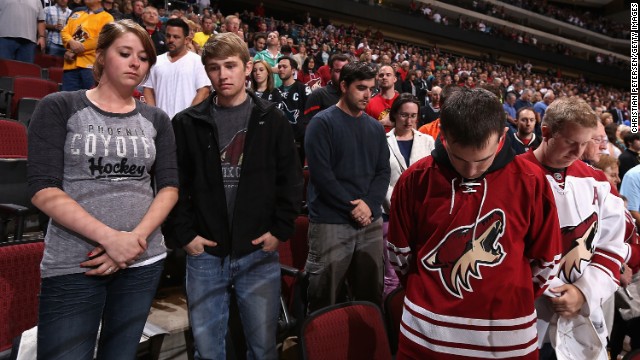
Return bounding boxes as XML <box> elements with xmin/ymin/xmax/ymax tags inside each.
<box><xmin>44</xmin><ymin>4</ymin><xmax>71</xmax><ymax>46</ymax></box>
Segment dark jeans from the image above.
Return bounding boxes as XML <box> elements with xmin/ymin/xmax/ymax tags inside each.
<box><xmin>0</xmin><ymin>37</ymin><xmax>37</xmax><ymax>63</ymax></box>
<box><xmin>62</xmin><ymin>68</ymin><xmax>95</xmax><ymax>91</ymax></box>
<box><xmin>37</xmin><ymin>260</ymin><xmax>164</xmax><ymax>360</ymax></box>
<box><xmin>46</xmin><ymin>43</ymin><xmax>66</xmax><ymax>57</ymax></box>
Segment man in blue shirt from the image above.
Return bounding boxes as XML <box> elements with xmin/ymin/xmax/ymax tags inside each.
<box><xmin>305</xmin><ymin>62</ymin><xmax>390</xmax><ymax>312</ymax></box>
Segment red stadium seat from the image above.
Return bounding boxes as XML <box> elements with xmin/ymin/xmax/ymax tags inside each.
<box><xmin>34</xmin><ymin>52</ymin><xmax>63</xmax><ymax>69</ymax></box>
<box><xmin>47</xmin><ymin>67</ymin><xmax>64</xmax><ymax>85</ymax></box>
<box><xmin>0</xmin><ymin>59</ymin><xmax>41</xmax><ymax>79</ymax></box>
<box><xmin>10</xmin><ymin>77</ymin><xmax>58</xmax><ymax>120</ymax></box>
<box><xmin>0</xmin><ymin>240</ymin><xmax>44</xmax><ymax>353</ymax></box>
<box><xmin>300</xmin><ymin>301</ymin><xmax>393</xmax><ymax>360</ymax></box>
<box><xmin>0</xmin><ymin>119</ymin><xmax>27</xmax><ymax>158</ymax></box>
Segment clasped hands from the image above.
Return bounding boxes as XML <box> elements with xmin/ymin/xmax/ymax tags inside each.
<box><xmin>80</xmin><ymin>230</ymin><xmax>147</xmax><ymax>276</ymax></box>
<box><xmin>351</xmin><ymin>199</ymin><xmax>372</xmax><ymax>227</ymax></box>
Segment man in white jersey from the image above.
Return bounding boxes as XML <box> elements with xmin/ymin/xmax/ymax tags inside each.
<box><xmin>521</xmin><ymin>97</ymin><xmax>627</xmax><ymax>359</ymax></box>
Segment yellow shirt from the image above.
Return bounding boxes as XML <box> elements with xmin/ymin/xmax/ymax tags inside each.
<box><xmin>61</xmin><ymin>9</ymin><xmax>113</xmax><ymax>70</ymax></box>
<box><xmin>192</xmin><ymin>32</ymin><xmax>212</xmax><ymax>48</ymax></box>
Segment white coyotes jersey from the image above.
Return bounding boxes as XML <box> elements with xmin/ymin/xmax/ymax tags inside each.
<box><xmin>531</xmin><ymin>158</ymin><xmax>626</xmax><ymax>345</ymax></box>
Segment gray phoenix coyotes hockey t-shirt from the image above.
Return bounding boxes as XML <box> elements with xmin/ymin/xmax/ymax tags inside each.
<box><xmin>27</xmin><ymin>90</ymin><xmax>178</xmax><ymax>278</ymax></box>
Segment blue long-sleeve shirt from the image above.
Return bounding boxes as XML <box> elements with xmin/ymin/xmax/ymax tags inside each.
<box><xmin>305</xmin><ymin>105</ymin><xmax>390</xmax><ymax>224</ymax></box>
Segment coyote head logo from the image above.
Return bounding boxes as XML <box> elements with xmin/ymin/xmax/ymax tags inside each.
<box><xmin>558</xmin><ymin>212</ymin><xmax>597</xmax><ymax>282</ymax></box>
<box><xmin>422</xmin><ymin>209</ymin><xmax>506</xmax><ymax>299</ymax></box>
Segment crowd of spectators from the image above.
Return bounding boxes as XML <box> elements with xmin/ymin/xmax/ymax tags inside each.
<box><xmin>34</xmin><ymin>0</ymin><xmax>630</xmax><ymax>120</ymax></box>
<box><xmin>409</xmin><ymin>0</ymin><xmax>629</xmax><ymax>68</ymax></box>
<box><xmin>498</xmin><ymin>0</ymin><xmax>629</xmax><ymax>39</ymax></box>
<box><xmin>419</xmin><ymin>0</ymin><xmax>630</xmax><ymax>40</ymax></box>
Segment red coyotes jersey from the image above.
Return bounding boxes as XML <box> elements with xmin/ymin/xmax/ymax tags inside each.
<box><xmin>522</xmin><ymin>152</ymin><xmax>627</xmax><ymax>344</ymax></box>
<box><xmin>388</xmin><ymin>155</ymin><xmax>563</xmax><ymax>360</ymax></box>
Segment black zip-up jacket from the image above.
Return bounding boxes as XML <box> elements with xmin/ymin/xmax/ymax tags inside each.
<box><xmin>164</xmin><ymin>91</ymin><xmax>303</xmax><ymax>258</ymax></box>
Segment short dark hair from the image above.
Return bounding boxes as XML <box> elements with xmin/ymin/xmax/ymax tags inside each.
<box><xmin>516</xmin><ymin>106</ymin><xmax>534</xmax><ymax>119</ymax></box>
<box><xmin>165</xmin><ymin>18</ymin><xmax>189</xmax><ymax>37</ymax></box>
<box><xmin>277</xmin><ymin>55</ymin><xmax>298</xmax><ymax>71</ymax></box>
<box><xmin>253</xmin><ymin>33</ymin><xmax>266</xmax><ymax>43</ymax></box>
<box><xmin>329</xmin><ymin>53</ymin><xmax>350</xmax><ymax>69</ymax></box>
<box><xmin>280</xmin><ymin>45</ymin><xmax>292</xmax><ymax>54</ymax></box>
<box><xmin>623</xmin><ymin>131</ymin><xmax>640</xmax><ymax>148</ymax></box>
<box><xmin>389</xmin><ymin>93</ymin><xmax>420</xmax><ymax>123</ymax></box>
<box><xmin>339</xmin><ymin>61</ymin><xmax>376</xmax><ymax>88</ymax></box>
<box><xmin>440</xmin><ymin>87</ymin><xmax>505</xmax><ymax>148</ymax></box>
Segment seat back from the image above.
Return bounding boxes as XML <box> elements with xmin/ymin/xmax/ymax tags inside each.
<box><xmin>0</xmin><ymin>159</ymin><xmax>30</xmax><ymax>207</ymax></box>
<box><xmin>383</xmin><ymin>287</ymin><xmax>405</xmax><ymax>354</ymax></box>
<box><xmin>0</xmin><ymin>77</ymin><xmax>14</xmax><ymax>118</ymax></box>
<box><xmin>0</xmin><ymin>119</ymin><xmax>27</xmax><ymax>158</ymax></box>
<box><xmin>279</xmin><ymin>215</ymin><xmax>309</xmax><ymax>271</ymax></box>
<box><xmin>279</xmin><ymin>215</ymin><xmax>309</xmax><ymax>307</ymax></box>
<box><xmin>0</xmin><ymin>240</ymin><xmax>44</xmax><ymax>352</ymax></box>
<box><xmin>48</xmin><ymin>67</ymin><xmax>64</xmax><ymax>85</ymax></box>
<box><xmin>34</xmin><ymin>53</ymin><xmax>63</xmax><ymax>69</ymax></box>
<box><xmin>0</xmin><ymin>59</ymin><xmax>41</xmax><ymax>79</ymax></box>
<box><xmin>10</xmin><ymin>77</ymin><xmax>57</xmax><ymax>120</ymax></box>
<box><xmin>17</xmin><ymin>98</ymin><xmax>40</xmax><ymax>127</ymax></box>
<box><xmin>300</xmin><ymin>301</ymin><xmax>393</xmax><ymax>360</ymax></box>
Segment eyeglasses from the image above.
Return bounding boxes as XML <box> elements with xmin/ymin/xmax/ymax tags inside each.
<box><xmin>398</xmin><ymin>113</ymin><xmax>418</xmax><ymax>120</ymax></box>
<box><xmin>591</xmin><ymin>137</ymin><xmax>608</xmax><ymax>145</ymax></box>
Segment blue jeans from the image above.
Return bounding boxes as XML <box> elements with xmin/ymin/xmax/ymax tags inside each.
<box><xmin>46</xmin><ymin>43</ymin><xmax>66</xmax><ymax>57</ymax></box>
<box><xmin>186</xmin><ymin>249</ymin><xmax>280</xmax><ymax>360</ymax></box>
<box><xmin>37</xmin><ymin>260</ymin><xmax>164</xmax><ymax>360</ymax></box>
<box><xmin>62</xmin><ymin>68</ymin><xmax>95</xmax><ymax>91</ymax></box>
<box><xmin>0</xmin><ymin>37</ymin><xmax>37</xmax><ymax>63</ymax></box>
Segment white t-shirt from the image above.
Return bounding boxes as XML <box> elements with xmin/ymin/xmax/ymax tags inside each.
<box><xmin>143</xmin><ymin>51</ymin><xmax>211</xmax><ymax>119</ymax></box>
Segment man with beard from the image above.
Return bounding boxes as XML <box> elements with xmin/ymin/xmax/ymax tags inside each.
<box><xmin>366</xmin><ymin>64</ymin><xmax>399</xmax><ymax>132</ymax></box>
<box><xmin>277</xmin><ymin>55</ymin><xmax>311</xmax><ymax>162</ymax></box>
<box><xmin>509</xmin><ymin>107</ymin><xmax>541</xmax><ymax>154</ymax></box>
<box><xmin>388</xmin><ymin>88</ymin><xmax>562</xmax><ymax>359</ymax></box>
<box><xmin>143</xmin><ymin>18</ymin><xmax>210</xmax><ymax>119</ymax></box>
<box><xmin>522</xmin><ymin>97</ymin><xmax>626</xmax><ymax>360</ymax></box>
<box><xmin>304</xmin><ymin>61</ymin><xmax>390</xmax><ymax>312</ymax></box>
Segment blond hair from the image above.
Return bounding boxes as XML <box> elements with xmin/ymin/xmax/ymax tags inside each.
<box><xmin>542</xmin><ymin>97</ymin><xmax>598</xmax><ymax>135</ymax></box>
<box><xmin>201</xmin><ymin>32</ymin><xmax>250</xmax><ymax>65</ymax></box>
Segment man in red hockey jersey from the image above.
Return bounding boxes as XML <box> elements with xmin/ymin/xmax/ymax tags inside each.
<box><xmin>387</xmin><ymin>87</ymin><xmax>563</xmax><ymax>359</ymax></box>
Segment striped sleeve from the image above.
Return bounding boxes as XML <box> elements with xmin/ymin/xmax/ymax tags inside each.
<box><xmin>573</xmin><ymin>186</ymin><xmax>626</xmax><ymax>315</ymax></box>
<box><xmin>388</xmin><ymin>168</ymin><xmax>416</xmax><ymax>287</ymax></box>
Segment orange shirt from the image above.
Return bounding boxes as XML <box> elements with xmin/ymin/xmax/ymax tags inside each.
<box><xmin>418</xmin><ymin>118</ymin><xmax>440</xmax><ymax>139</ymax></box>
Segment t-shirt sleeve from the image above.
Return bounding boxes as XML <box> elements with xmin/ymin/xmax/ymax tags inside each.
<box><xmin>27</xmin><ymin>93</ymin><xmax>72</xmax><ymax>197</ymax></box>
<box><xmin>194</xmin><ymin>56</ymin><xmax>212</xmax><ymax>89</ymax></box>
<box><xmin>144</xmin><ymin>105</ymin><xmax>178</xmax><ymax>190</ymax></box>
